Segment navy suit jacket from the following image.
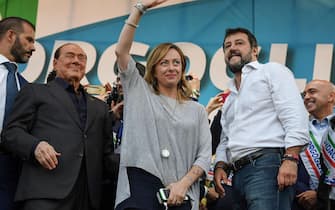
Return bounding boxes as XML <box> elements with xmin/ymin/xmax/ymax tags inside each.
<box><xmin>0</xmin><ymin>70</ymin><xmax>28</xmax><ymax>210</ymax></box>
<box><xmin>17</xmin><ymin>73</ymin><xmax>28</xmax><ymax>88</ymax></box>
<box><xmin>292</xmin><ymin>159</ymin><xmax>313</xmax><ymax>210</ymax></box>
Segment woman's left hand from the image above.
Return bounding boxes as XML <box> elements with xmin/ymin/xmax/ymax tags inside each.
<box><xmin>166</xmin><ymin>181</ymin><xmax>188</xmax><ymax>206</ymax></box>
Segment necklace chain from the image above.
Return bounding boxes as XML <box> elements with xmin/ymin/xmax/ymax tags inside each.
<box><xmin>159</xmin><ymin>95</ymin><xmax>178</xmax><ymax>114</ymax></box>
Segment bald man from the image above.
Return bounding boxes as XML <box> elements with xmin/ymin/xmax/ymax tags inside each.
<box><xmin>293</xmin><ymin>80</ymin><xmax>335</xmax><ymax>210</ymax></box>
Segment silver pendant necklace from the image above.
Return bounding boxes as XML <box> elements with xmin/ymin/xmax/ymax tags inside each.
<box><xmin>158</xmin><ymin>94</ymin><xmax>178</xmax><ymax>159</ymax></box>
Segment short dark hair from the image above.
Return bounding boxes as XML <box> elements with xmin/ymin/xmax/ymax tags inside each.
<box><xmin>0</xmin><ymin>16</ymin><xmax>35</xmax><ymax>39</ymax></box>
<box><xmin>46</xmin><ymin>70</ymin><xmax>57</xmax><ymax>83</ymax></box>
<box><xmin>222</xmin><ymin>27</ymin><xmax>258</xmax><ymax>50</ymax></box>
<box><xmin>53</xmin><ymin>43</ymin><xmax>75</xmax><ymax>59</ymax></box>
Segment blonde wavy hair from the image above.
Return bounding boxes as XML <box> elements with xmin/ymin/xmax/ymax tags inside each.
<box><xmin>144</xmin><ymin>43</ymin><xmax>192</xmax><ymax>101</ymax></box>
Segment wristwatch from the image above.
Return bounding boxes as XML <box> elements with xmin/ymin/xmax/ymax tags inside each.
<box><xmin>134</xmin><ymin>1</ymin><xmax>147</xmax><ymax>14</ymax></box>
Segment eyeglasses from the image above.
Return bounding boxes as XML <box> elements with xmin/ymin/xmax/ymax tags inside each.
<box><xmin>63</xmin><ymin>52</ymin><xmax>87</xmax><ymax>62</ymax></box>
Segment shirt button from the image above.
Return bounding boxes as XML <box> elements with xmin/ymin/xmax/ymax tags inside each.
<box><xmin>78</xmin><ymin>153</ymin><xmax>84</xmax><ymax>157</ymax></box>
<box><xmin>83</xmin><ymin>134</ymin><xmax>87</xmax><ymax>138</ymax></box>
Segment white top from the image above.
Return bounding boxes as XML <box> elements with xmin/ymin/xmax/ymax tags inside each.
<box><xmin>216</xmin><ymin>61</ymin><xmax>309</xmax><ymax>162</ymax></box>
<box><xmin>115</xmin><ymin>58</ymin><xmax>212</xmax><ymax>209</ymax></box>
<box><xmin>0</xmin><ymin>54</ymin><xmax>20</xmax><ymax>132</ymax></box>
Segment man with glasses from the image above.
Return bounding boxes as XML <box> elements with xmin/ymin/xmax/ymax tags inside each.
<box><xmin>1</xmin><ymin>43</ymin><xmax>114</xmax><ymax>210</ymax></box>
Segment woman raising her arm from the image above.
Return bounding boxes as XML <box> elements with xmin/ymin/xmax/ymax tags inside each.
<box><xmin>114</xmin><ymin>0</ymin><xmax>212</xmax><ymax>210</ymax></box>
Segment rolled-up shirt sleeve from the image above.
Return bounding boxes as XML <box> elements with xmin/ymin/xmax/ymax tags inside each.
<box><xmin>215</xmin><ymin>135</ymin><xmax>229</xmax><ymax>164</ymax></box>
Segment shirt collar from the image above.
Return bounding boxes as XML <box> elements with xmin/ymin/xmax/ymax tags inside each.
<box><xmin>0</xmin><ymin>54</ymin><xmax>10</xmax><ymax>63</ymax></box>
<box><xmin>227</xmin><ymin>60</ymin><xmax>260</xmax><ymax>92</ymax></box>
<box><xmin>242</xmin><ymin>60</ymin><xmax>260</xmax><ymax>73</ymax></box>
<box><xmin>310</xmin><ymin>114</ymin><xmax>334</xmax><ymax>129</ymax></box>
<box><xmin>54</xmin><ymin>77</ymin><xmax>84</xmax><ymax>93</ymax></box>
<box><xmin>310</xmin><ymin>114</ymin><xmax>334</xmax><ymax>122</ymax></box>
<box><xmin>0</xmin><ymin>54</ymin><xmax>18</xmax><ymax>68</ymax></box>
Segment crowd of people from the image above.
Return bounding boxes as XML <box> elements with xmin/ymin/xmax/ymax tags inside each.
<box><xmin>0</xmin><ymin>0</ymin><xmax>334</xmax><ymax>210</ymax></box>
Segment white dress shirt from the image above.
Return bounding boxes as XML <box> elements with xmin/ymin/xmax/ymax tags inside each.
<box><xmin>215</xmin><ymin>61</ymin><xmax>309</xmax><ymax>163</ymax></box>
<box><xmin>0</xmin><ymin>54</ymin><xmax>21</xmax><ymax>132</ymax></box>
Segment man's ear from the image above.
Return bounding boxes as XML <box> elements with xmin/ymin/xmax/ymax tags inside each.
<box><xmin>252</xmin><ymin>46</ymin><xmax>259</xmax><ymax>58</ymax></box>
<box><xmin>53</xmin><ymin>58</ymin><xmax>58</xmax><ymax>67</ymax></box>
<box><xmin>328</xmin><ymin>89</ymin><xmax>335</xmax><ymax>100</ymax></box>
<box><xmin>329</xmin><ymin>91</ymin><xmax>335</xmax><ymax>104</ymax></box>
<box><xmin>6</xmin><ymin>29</ymin><xmax>17</xmax><ymax>43</ymax></box>
<box><xmin>52</xmin><ymin>59</ymin><xmax>59</xmax><ymax>76</ymax></box>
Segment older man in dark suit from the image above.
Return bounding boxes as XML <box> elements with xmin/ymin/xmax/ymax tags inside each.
<box><xmin>1</xmin><ymin>43</ymin><xmax>113</xmax><ymax>210</ymax></box>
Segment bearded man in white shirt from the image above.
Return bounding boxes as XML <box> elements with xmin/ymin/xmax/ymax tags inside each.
<box><xmin>213</xmin><ymin>27</ymin><xmax>309</xmax><ymax>210</ymax></box>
